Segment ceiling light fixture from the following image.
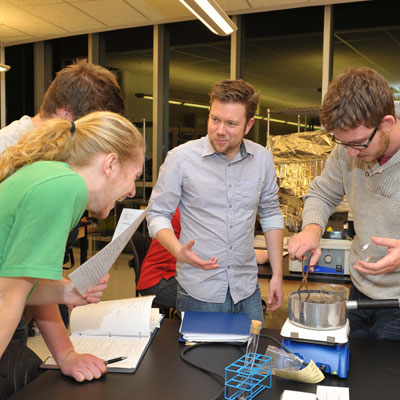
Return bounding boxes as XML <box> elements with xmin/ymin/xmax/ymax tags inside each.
<box><xmin>178</xmin><ymin>0</ymin><xmax>237</xmax><ymax>36</ymax></box>
<box><xmin>135</xmin><ymin>93</ymin><xmax>320</xmax><ymax>129</ymax></box>
<box><xmin>0</xmin><ymin>64</ymin><xmax>10</xmax><ymax>72</ymax></box>
<box><xmin>0</xmin><ymin>41</ymin><xmax>11</xmax><ymax>72</ymax></box>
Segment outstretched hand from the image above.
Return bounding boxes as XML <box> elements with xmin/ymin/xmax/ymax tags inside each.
<box><xmin>177</xmin><ymin>239</ymin><xmax>219</xmax><ymax>270</ymax></box>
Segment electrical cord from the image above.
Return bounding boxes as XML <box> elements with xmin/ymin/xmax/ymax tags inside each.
<box><xmin>180</xmin><ymin>332</ymin><xmax>327</xmax><ymax>400</ymax></box>
<box><xmin>179</xmin><ymin>331</ymin><xmax>326</xmax><ymax>400</ymax></box>
<box><xmin>180</xmin><ymin>335</ymin><xmax>309</xmax><ymax>400</ymax></box>
<box><xmin>180</xmin><ymin>341</ymin><xmax>244</xmax><ymax>400</ymax></box>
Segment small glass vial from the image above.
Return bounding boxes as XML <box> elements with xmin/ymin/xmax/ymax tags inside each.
<box><xmin>359</xmin><ymin>241</ymin><xmax>385</xmax><ymax>263</ymax></box>
<box><xmin>238</xmin><ymin>320</ymin><xmax>262</xmax><ymax>400</ymax></box>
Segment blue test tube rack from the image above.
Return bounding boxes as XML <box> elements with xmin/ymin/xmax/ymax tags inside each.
<box><xmin>224</xmin><ymin>353</ymin><xmax>272</xmax><ymax>400</ymax></box>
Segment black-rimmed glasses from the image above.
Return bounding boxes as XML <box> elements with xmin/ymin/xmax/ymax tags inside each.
<box><xmin>331</xmin><ymin>123</ymin><xmax>380</xmax><ymax>149</ymax></box>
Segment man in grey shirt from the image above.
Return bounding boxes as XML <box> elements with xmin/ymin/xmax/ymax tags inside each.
<box><xmin>288</xmin><ymin>67</ymin><xmax>400</xmax><ymax>339</ymax></box>
<box><xmin>147</xmin><ymin>79</ymin><xmax>284</xmax><ymax>323</ymax></box>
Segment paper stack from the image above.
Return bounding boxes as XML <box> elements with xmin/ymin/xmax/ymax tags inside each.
<box><xmin>179</xmin><ymin>311</ymin><xmax>251</xmax><ymax>343</ymax></box>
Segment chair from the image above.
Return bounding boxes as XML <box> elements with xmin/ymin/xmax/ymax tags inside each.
<box><xmin>128</xmin><ymin>230</ymin><xmax>152</xmax><ymax>296</ymax></box>
<box><xmin>62</xmin><ymin>225</ymin><xmax>79</xmax><ymax>270</ymax></box>
<box><xmin>0</xmin><ymin>342</ymin><xmax>43</xmax><ymax>400</ymax></box>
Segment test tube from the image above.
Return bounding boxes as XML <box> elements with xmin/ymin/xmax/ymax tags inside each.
<box><xmin>237</xmin><ymin>320</ymin><xmax>262</xmax><ymax>400</ymax></box>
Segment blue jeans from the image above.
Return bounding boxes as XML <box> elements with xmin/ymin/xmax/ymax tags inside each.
<box><xmin>139</xmin><ymin>277</ymin><xmax>177</xmax><ymax>309</ymax></box>
<box><xmin>348</xmin><ymin>284</ymin><xmax>400</xmax><ymax>340</ymax></box>
<box><xmin>177</xmin><ymin>283</ymin><xmax>264</xmax><ymax>326</ymax></box>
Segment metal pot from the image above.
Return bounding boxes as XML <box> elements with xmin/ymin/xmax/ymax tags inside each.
<box><xmin>288</xmin><ymin>286</ymin><xmax>400</xmax><ymax>330</ymax></box>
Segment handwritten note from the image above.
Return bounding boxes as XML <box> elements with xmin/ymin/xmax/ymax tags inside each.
<box><xmin>275</xmin><ymin>359</ymin><xmax>325</xmax><ymax>383</ymax></box>
<box><xmin>69</xmin><ymin>208</ymin><xmax>147</xmax><ymax>294</ymax></box>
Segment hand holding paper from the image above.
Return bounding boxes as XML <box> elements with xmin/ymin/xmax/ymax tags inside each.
<box><xmin>69</xmin><ymin>208</ymin><xmax>147</xmax><ymax>294</ymax></box>
<box><xmin>66</xmin><ymin>274</ymin><xmax>110</xmax><ymax>309</ymax></box>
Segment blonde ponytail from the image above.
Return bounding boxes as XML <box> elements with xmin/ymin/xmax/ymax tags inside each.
<box><xmin>0</xmin><ymin>111</ymin><xmax>144</xmax><ymax>183</ymax></box>
<box><xmin>0</xmin><ymin>119</ymin><xmax>74</xmax><ymax>182</ymax></box>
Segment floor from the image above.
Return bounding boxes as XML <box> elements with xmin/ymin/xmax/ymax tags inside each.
<box><xmin>27</xmin><ymin>246</ymin><xmax>323</xmax><ymax>361</ymax></box>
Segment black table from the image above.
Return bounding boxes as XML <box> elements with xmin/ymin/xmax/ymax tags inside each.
<box><xmin>10</xmin><ymin>319</ymin><xmax>400</xmax><ymax>399</ymax></box>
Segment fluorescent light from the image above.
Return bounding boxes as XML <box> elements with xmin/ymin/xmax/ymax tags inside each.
<box><xmin>135</xmin><ymin>93</ymin><xmax>321</xmax><ymax>129</ymax></box>
<box><xmin>0</xmin><ymin>41</ymin><xmax>11</xmax><ymax>72</ymax></box>
<box><xmin>178</xmin><ymin>0</ymin><xmax>237</xmax><ymax>36</ymax></box>
<box><xmin>0</xmin><ymin>64</ymin><xmax>10</xmax><ymax>72</ymax></box>
<box><xmin>182</xmin><ymin>102</ymin><xmax>209</xmax><ymax>109</ymax></box>
<box><xmin>268</xmin><ymin>117</ymin><xmax>321</xmax><ymax>129</ymax></box>
<box><xmin>178</xmin><ymin>1</ymin><xmax>218</xmax><ymax>35</ymax></box>
<box><xmin>169</xmin><ymin>100</ymin><xmax>184</xmax><ymax>105</ymax></box>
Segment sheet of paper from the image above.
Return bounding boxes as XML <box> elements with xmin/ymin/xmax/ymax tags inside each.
<box><xmin>281</xmin><ymin>390</ymin><xmax>317</xmax><ymax>400</ymax></box>
<box><xmin>316</xmin><ymin>385</ymin><xmax>349</xmax><ymax>400</ymax></box>
<box><xmin>275</xmin><ymin>360</ymin><xmax>325</xmax><ymax>383</ymax></box>
<box><xmin>113</xmin><ymin>208</ymin><xmax>144</xmax><ymax>240</ymax></box>
<box><xmin>70</xmin><ymin>296</ymin><xmax>156</xmax><ymax>337</ymax></box>
<box><xmin>43</xmin><ymin>336</ymin><xmax>151</xmax><ymax>370</ymax></box>
<box><xmin>69</xmin><ymin>207</ymin><xmax>147</xmax><ymax>294</ymax></box>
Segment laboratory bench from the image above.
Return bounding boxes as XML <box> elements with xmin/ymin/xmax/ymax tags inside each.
<box><xmin>10</xmin><ymin>319</ymin><xmax>400</xmax><ymax>400</ymax></box>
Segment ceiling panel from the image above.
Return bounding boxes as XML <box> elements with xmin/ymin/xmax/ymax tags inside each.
<box><xmin>73</xmin><ymin>0</ymin><xmax>146</xmax><ymax>27</ymax></box>
<box><xmin>124</xmin><ymin>0</ymin><xmax>191</xmax><ymax>23</ymax></box>
<box><xmin>20</xmin><ymin>3</ymin><xmax>105</xmax><ymax>32</ymax></box>
<box><xmin>0</xmin><ymin>22</ymin><xmax>25</xmax><ymax>37</ymax></box>
<box><xmin>1</xmin><ymin>0</ymin><xmax>369</xmax><ymax>46</ymax></box>
<box><xmin>4</xmin><ymin>0</ymin><xmax>63</xmax><ymax>4</ymax></box>
<box><xmin>216</xmin><ymin>0</ymin><xmax>250</xmax><ymax>12</ymax></box>
<box><xmin>0</xmin><ymin>6</ymin><xmax>67</xmax><ymax>36</ymax></box>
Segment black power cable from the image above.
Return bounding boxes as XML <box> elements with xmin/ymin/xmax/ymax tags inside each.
<box><xmin>180</xmin><ymin>341</ymin><xmax>244</xmax><ymax>400</ymax></box>
<box><xmin>179</xmin><ymin>335</ymin><xmax>308</xmax><ymax>400</ymax></box>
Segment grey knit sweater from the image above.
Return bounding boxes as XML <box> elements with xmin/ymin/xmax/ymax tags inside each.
<box><xmin>302</xmin><ymin>144</ymin><xmax>400</xmax><ymax>299</ymax></box>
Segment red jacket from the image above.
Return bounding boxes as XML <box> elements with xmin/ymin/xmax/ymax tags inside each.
<box><xmin>136</xmin><ymin>209</ymin><xmax>180</xmax><ymax>290</ymax></box>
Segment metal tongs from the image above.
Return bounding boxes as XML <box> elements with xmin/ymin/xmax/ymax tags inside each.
<box><xmin>297</xmin><ymin>258</ymin><xmax>311</xmax><ymax>301</ymax></box>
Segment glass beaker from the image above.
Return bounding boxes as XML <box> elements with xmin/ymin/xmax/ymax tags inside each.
<box><xmin>359</xmin><ymin>241</ymin><xmax>386</xmax><ymax>263</ymax></box>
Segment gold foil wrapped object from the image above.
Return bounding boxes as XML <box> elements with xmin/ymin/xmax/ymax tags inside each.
<box><xmin>270</xmin><ymin>130</ymin><xmax>334</xmax><ymax>232</ymax></box>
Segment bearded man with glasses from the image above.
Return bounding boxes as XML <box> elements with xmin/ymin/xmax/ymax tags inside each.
<box><xmin>288</xmin><ymin>66</ymin><xmax>400</xmax><ymax>340</ymax></box>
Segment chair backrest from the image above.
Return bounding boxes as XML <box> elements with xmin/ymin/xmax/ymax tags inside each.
<box><xmin>129</xmin><ymin>230</ymin><xmax>152</xmax><ymax>290</ymax></box>
<box><xmin>0</xmin><ymin>342</ymin><xmax>43</xmax><ymax>400</ymax></box>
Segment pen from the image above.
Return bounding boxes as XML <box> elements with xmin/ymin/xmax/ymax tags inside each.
<box><xmin>104</xmin><ymin>356</ymin><xmax>128</xmax><ymax>365</ymax></box>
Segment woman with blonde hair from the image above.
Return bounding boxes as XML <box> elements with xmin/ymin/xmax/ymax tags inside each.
<box><xmin>0</xmin><ymin>111</ymin><xmax>144</xmax><ymax>378</ymax></box>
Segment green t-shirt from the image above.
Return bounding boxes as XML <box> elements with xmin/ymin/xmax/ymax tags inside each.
<box><xmin>0</xmin><ymin>161</ymin><xmax>88</xmax><ymax>280</ymax></box>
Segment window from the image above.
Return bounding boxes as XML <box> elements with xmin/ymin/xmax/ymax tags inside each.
<box><xmin>244</xmin><ymin>7</ymin><xmax>324</xmax><ymax>142</ymax></box>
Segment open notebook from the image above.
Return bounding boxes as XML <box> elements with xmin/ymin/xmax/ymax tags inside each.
<box><xmin>41</xmin><ymin>296</ymin><xmax>163</xmax><ymax>373</ymax></box>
